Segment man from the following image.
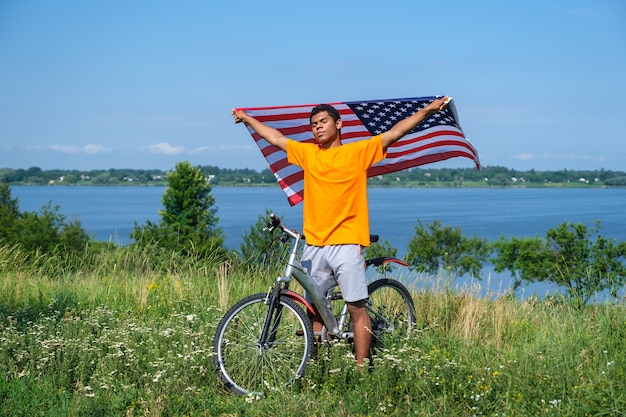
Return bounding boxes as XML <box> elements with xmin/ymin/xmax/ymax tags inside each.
<box><xmin>232</xmin><ymin>96</ymin><xmax>450</xmax><ymax>368</ymax></box>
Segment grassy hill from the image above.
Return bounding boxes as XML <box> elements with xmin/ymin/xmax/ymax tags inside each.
<box><xmin>1</xmin><ymin>244</ymin><xmax>624</xmax><ymax>416</ymax></box>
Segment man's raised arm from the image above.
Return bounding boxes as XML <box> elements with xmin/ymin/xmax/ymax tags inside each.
<box><xmin>380</xmin><ymin>96</ymin><xmax>451</xmax><ymax>151</ymax></box>
<box><xmin>232</xmin><ymin>109</ymin><xmax>288</xmax><ymax>152</ymax></box>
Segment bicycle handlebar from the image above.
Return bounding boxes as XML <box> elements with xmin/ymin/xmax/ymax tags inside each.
<box><xmin>266</xmin><ymin>214</ymin><xmax>382</xmax><ymax>247</ymax></box>
<box><xmin>268</xmin><ymin>212</ymin><xmax>282</xmax><ymax>230</ymax></box>
<box><xmin>266</xmin><ymin>213</ymin><xmax>304</xmax><ymax>241</ymax></box>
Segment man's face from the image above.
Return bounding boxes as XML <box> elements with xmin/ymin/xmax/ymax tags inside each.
<box><xmin>310</xmin><ymin>111</ymin><xmax>342</xmax><ymax>148</ymax></box>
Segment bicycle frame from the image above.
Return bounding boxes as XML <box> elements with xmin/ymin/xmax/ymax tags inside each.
<box><xmin>265</xmin><ymin>224</ymin><xmax>343</xmax><ymax>337</ymax></box>
<box><xmin>259</xmin><ymin>214</ymin><xmax>411</xmax><ymax>345</ymax></box>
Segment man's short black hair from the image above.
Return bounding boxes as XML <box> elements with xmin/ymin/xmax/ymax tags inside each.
<box><xmin>310</xmin><ymin>104</ymin><xmax>340</xmax><ymax>123</ymax></box>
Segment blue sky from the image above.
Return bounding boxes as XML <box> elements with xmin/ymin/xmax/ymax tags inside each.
<box><xmin>1</xmin><ymin>0</ymin><xmax>625</xmax><ymax>172</ymax></box>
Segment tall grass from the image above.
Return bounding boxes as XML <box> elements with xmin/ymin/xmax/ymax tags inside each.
<box><xmin>0</xmin><ymin>243</ymin><xmax>624</xmax><ymax>416</ymax></box>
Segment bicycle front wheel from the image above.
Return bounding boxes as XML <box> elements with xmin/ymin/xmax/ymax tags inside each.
<box><xmin>367</xmin><ymin>279</ymin><xmax>416</xmax><ymax>344</ymax></box>
<box><xmin>213</xmin><ymin>293</ymin><xmax>314</xmax><ymax>396</ymax></box>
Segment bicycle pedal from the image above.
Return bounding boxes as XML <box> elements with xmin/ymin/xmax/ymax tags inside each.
<box><xmin>295</xmin><ymin>330</ymin><xmax>324</xmax><ymax>337</ymax></box>
<box><xmin>295</xmin><ymin>330</ymin><xmax>325</xmax><ymax>344</ymax></box>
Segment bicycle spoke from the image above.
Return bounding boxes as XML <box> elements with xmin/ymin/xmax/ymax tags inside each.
<box><xmin>214</xmin><ymin>294</ymin><xmax>314</xmax><ymax>395</ymax></box>
<box><xmin>367</xmin><ymin>279</ymin><xmax>416</xmax><ymax>345</ymax></box>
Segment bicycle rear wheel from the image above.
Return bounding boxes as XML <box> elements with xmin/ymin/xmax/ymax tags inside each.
<box><xmin>367</xmin><ymin>279</ymin><xmax>416</xmax><ymax>344</ymax></box>
<box><xmin>213</xmin><ymin>293</ymin><xmax>314</xmax><ymax>396</ymax></box>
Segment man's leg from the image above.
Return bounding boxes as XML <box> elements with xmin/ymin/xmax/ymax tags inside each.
<box><xmin>309</xmin><ymin>314</ymin><xmax>324</xmax><ymax>333</ymax></box>
<box><xmin>347</xmin><ymin>300</ymin><xmax>371</xmax><ymax>367</ymax></box>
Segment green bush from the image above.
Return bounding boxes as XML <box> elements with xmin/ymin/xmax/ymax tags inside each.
<box><xmin>492</xmin><ymin>221</ymin><xmax>626</xmax><ymax>307</ymax></box>
<box><xmin>405</xmin><ymin>219</ymin><xmax>490</xmax><ymax>280</ymax></box>
<box><xmin>0</xmin><ymin>183</ymin><xmax>89</xmax><ymax>263</ymax></box>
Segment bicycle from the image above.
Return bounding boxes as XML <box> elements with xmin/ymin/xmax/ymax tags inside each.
<box><xmin>213</xmin><ymin>213</ymin><xmax>416</xmax><ymax>396</ymax></box>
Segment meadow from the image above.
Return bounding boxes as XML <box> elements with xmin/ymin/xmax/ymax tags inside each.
<box><xmin>0</xmin><ymin>243</ymin><xmax>624</xmax><ymax>416</ymax></box>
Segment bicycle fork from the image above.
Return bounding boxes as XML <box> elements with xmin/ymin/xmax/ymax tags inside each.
<box><xmin>257</xmin><ymin>282</ymin><xmax>284</xmax><ymax>352</ymax></box>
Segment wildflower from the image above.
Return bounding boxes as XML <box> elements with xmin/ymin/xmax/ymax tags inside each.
<box><xmin>153</xmin><ymin>370</ymin><xmax>165</xmax><ymax>382</ymax></box>
<box><xmin>84</xmin><ymin>386</ymin><xmax>95</xmax><ymax>397</ymax></box>
<box><xmin>245</xmin><ymin>394</ymin><xmax>261</xmax><ymax>403</ymax></box>
<box><xmin>549</xmin><ymin>399</ymin><xmax>561</xmax><ymax>408</ymax></box>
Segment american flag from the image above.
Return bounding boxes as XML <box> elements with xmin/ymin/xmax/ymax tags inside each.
<box><xmin>239</xmin><ymin>96</ymin><xmax>480</xmax><ymax>206</ymax></box>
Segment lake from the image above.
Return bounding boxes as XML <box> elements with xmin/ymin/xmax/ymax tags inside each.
<box><xmin>10</xmin><ymin>185</ymin><xmax>626</xmax><ymax>299</ymax></box>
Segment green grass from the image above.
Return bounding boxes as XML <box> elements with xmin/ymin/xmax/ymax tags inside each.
<box><xmin>1</xmin><ymin>244</ymin><xmax>625</xmax><ymax>416</ymax></box>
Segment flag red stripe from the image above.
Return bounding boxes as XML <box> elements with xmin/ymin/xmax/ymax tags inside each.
<box><xmin>394</xmin><ymin>129</ymin><xmax>465</xmax><ymax>146</ymax></box>
<box><xmin>387</xmin><ymin>140</ymin><xmax>476</xmax><ymax>159</ymax></box>
<box><xmin>252</xmin><ymin>112</ymin><xmax>310</xmax><ymax>123</ymax></box>
<box><xmin>239</xmin><ymin>101</ymin><xmax>343</xmax><ymax>112</ymax></box>
<box><xmin>288</xmin><ymin>193</ymin><xmax>304</xmax><ymax>205</ymax></box>
<box><xmin>268</xmin><ymin>156</ymin><xmax>291</xmax><ymax>172</ymax></box>
<box><xmin>276</xmin><ymin>171</ymin><xmax>304</xmax><ymax>191</ymax></box>
<box><xmin>368</xmin><ymin>150</ymin><xmax>480</xmax><ymax>177</ymax></box>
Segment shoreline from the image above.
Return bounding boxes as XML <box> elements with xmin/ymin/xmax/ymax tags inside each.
<box><xmin>8</xmin><ymin>182</ymin><xmax>620</xmax><ymax>189</ymax></box>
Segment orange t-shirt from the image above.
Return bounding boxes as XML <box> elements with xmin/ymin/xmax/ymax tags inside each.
<box><xmin>286</xmin><ymin>135</ymin><xmax>385</xmax><ymax>246</ymax></box>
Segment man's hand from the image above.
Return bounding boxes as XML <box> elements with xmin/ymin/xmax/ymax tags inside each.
<box><xmin>424</xmin><ymin>96</ymin><xmax>451</xmax><ymax>113</ymax></box>
<box><xmin>230</xmin><ymin>108</ymin><xmax>289</xmax><ymax>151</ymax></box>
<box><xmin>380</xmin><ymin>95</ymin><xmax>452</xmax><ymax>151</ymax></box>
<box><xmin>232</xmin><ymin>108</ymin><xmax>248</xmax><ymax>124</ymax></box>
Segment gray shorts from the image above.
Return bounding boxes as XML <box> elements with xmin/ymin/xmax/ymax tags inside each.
<box><xmin>300</xmin><ymin>244</ymin><xmax>368</xmax><ymax>303</ymax></box>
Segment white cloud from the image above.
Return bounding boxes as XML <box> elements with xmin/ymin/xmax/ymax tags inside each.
<box><xmin>47</xmin><ymin>144</ymin><xmax>112</xmax><ymax>154</ymax></box>
<box><xmin>148</xmin><ymin>142</ymin><xmax>185</xmax><ymax>155</ymax></box>
<box><xmin>189</xmin><ymin>144</ymin><xmax>256</xmax><ymax>154</ymax></box>
<box><xmin>190</xmin><ymin>146</ymin><xmax>210</xmax><ymax>153</ymax></box>
<box><xmin>82</xmin><ymin>144</ymin><xmax>110</xmax><ymax>154</ymax></box>
<box><xmin>512</xmin><ymin>153</ymin><xmax>535</xmax><ymax>161</ymax></box>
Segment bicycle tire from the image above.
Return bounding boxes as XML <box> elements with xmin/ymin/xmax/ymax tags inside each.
<box><xmin>366</xmin><ymin>278</ymin><xmax>417</xmax><ymax>344</ymax></box>
<box><xmin>213</xmin><ymin>293</ymin><xmax>315</xmax><ymax>396</ymax></box>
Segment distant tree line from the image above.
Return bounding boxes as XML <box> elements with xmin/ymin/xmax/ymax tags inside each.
<box><xmin>367</xmin><ymin>166</ymin><xmax>626</xmax><ymax>187</ymax></box>
<box><xmin>1</xmin><ymin>165</ymin><xmax>625</xmax><ymax>187</ymax></box>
